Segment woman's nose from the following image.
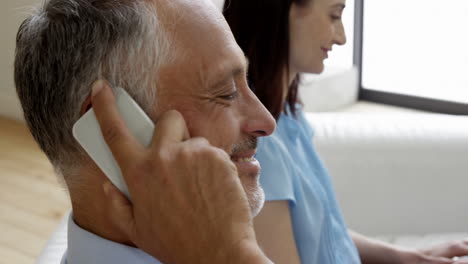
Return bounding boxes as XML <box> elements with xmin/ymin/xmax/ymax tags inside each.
<box><xmin>335</xmin><ymin>24</ymin><xmax>347</xmax><ymax>46</ymax></box>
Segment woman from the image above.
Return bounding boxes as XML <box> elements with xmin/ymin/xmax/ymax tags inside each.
<box><xmin>223</xmin><ymin>0</ymin><xmax>468</xmax><ymax>263</ymax></box>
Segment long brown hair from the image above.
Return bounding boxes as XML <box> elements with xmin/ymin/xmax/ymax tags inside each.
<box><xmin>223</xmin><ymin>0</ymin><xmax>309</xmax><ymax>120</ymax></box>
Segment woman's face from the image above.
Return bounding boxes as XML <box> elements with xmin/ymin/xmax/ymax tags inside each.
<box><xmin>289</xmin><ymin>0</ymin><xmax>347</xmax><ymax>74</ymax></box>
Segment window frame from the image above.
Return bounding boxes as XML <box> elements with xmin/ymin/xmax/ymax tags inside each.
<box><xmin>353</xmin><ymin>0</ymin><xmax>468</xmax><ymax>115</ymax></box>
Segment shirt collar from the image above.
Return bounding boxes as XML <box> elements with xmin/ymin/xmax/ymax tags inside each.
<box><xmin>64</xmin><ymin>212</ymin><xmax>161</xmax><ymax>264</ymax></box>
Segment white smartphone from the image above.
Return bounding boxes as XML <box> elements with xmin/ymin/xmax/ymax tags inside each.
<box><xmin>73</xmin><ymin>87</ymin><xmax>155</xmax><ymax>201</ymax></box>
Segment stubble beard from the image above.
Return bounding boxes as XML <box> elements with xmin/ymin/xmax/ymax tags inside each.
<box><xmin>231</xmin><ymin>136</ymin><xmax>265</xmax><ymax>217</ymax></box>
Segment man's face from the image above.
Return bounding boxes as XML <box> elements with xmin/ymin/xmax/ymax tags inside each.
<box><xmin>152</xmin><ymin>0</ymin><xmax>276</xmax><ymax>216</ymax></box>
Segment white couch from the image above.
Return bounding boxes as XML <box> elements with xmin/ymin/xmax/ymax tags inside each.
<box><xmin>308</xmin><ymin>110</ymin><xmax>468</xmax><ymax>245</ymax></box>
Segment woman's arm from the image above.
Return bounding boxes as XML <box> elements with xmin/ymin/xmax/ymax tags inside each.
<box><xmin>253</xmin><ymin>201</ymin><xmax>301</xmax><ymax>264</ymax></box>
<box><xmin>350</xmin><ymin>231</ymin><xmax>404</xmax><ymax>264</ymax></box>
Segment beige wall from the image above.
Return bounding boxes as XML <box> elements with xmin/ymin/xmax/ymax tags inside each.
<box><xmin>0</xmin><ymin>0</ymin><xmax>40</xmax><ymax>121</ymax></box>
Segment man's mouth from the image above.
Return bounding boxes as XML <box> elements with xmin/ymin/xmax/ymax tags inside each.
<box><xmin>231</xmin><ymin>156</ymin><xmax>256</xmax><ymax>162</ymax></box>
<box><xmin>230</xmin><ymin>149</ymin><xmax>257</xmax><ymax>162</ymax></box>
<box><xmin>230</xmin><ymin>149</ymin><xmax>261</xmax><ymax>176</ymax></box>
<box><xmin>229</xmin><ymin>138</ymin><xmax>260</xmax><ymax>175</ymax></box>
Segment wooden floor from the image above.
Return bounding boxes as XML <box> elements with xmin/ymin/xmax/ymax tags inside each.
<box><xmin>0</xmin><ymin>117</ymin><xmax>70</xmax><ymax>264</ymax></box>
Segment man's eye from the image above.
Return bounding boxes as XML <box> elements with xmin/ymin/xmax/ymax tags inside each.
<box><xmin>218</xmin><ymin>91</ymin><xmax>238</xmax><ymax>101</ymax></box>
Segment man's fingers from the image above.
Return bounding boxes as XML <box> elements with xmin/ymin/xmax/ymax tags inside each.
<box><xmin>151</xmin><ymin>110</ymin><xmax>190</xmax><ymax>148</ymax></box>
<box><xmin>91</xmin><ymin>80</ymin><xmax>143</xmax><ymax>168</ymax></box>
<box><xmin>102</xmin><ymin>181</ymin><xmax>136</xmax><ymax>240</ymax></box>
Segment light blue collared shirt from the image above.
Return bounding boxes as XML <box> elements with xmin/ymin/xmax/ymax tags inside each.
<box><xmin>255</xmin><ymin>105</ymin><xmax>361</xmax><ymax>264</ymax></box>
<box><xmin>61</xmin><ymin>213</ymin><xmax>161</xmax><ymax>264</ymax></box>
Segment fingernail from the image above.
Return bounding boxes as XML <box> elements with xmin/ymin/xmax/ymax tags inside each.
<box><xmin>92</xmin><ymin>80</ymin><xmax>105</xmax><ymax>98</ymax></box>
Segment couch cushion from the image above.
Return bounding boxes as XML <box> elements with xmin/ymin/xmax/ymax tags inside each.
<box><xmin>306</xmin><ymin>111</ymin><xmax>468</xmax><ymax>235</ymax></box>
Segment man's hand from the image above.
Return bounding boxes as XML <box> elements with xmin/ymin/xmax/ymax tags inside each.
<box><xmin>90</xmin><ymin>80</ymin><xmax>270</xmax><ymax>264</ymax></box>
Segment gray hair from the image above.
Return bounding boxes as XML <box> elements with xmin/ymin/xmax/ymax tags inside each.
<box><xmin>14</xmin><ymin>0</ymin><xmax>173</xmax><ymax>182</ymax></box>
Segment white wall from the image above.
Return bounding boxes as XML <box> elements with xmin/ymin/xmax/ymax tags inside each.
<box><xmin>0</xmin><ymin>0</ymin><xmax>40</xmax><ymax>121</ymax></box>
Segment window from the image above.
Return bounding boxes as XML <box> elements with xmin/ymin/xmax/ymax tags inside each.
<box><xmin>358</xmin><ymin>0</ymin><xmax>468</xmax><ymax>114</ymax></box>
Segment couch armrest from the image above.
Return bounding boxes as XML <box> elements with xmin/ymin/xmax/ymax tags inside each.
<box><xmin>306</xmin><ymin>112</ymin><xmax>468</xmax><ymax>236</ymax></box>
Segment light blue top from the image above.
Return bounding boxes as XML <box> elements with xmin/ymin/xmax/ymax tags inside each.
<box><xmin>256</xmin><ymin>106</ymin><xmax>361</xmax><ymax>264</ymax></box>
<box><xmin>61</xmin><ymin>213</ymin><xmax>161</xmax><ymax>264</ymax></box>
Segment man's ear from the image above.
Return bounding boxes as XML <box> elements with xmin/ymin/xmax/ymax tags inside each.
<box><xmin>79</xmin><ymin>94</ymin><xmax>93</xmax><ymax>117</ymax></box>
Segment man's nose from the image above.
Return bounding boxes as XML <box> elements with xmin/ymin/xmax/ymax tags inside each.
<box><xmin>242</xmin><ymin>94</ymin><xmax>276</xmax><ymax>138</ymax></box>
